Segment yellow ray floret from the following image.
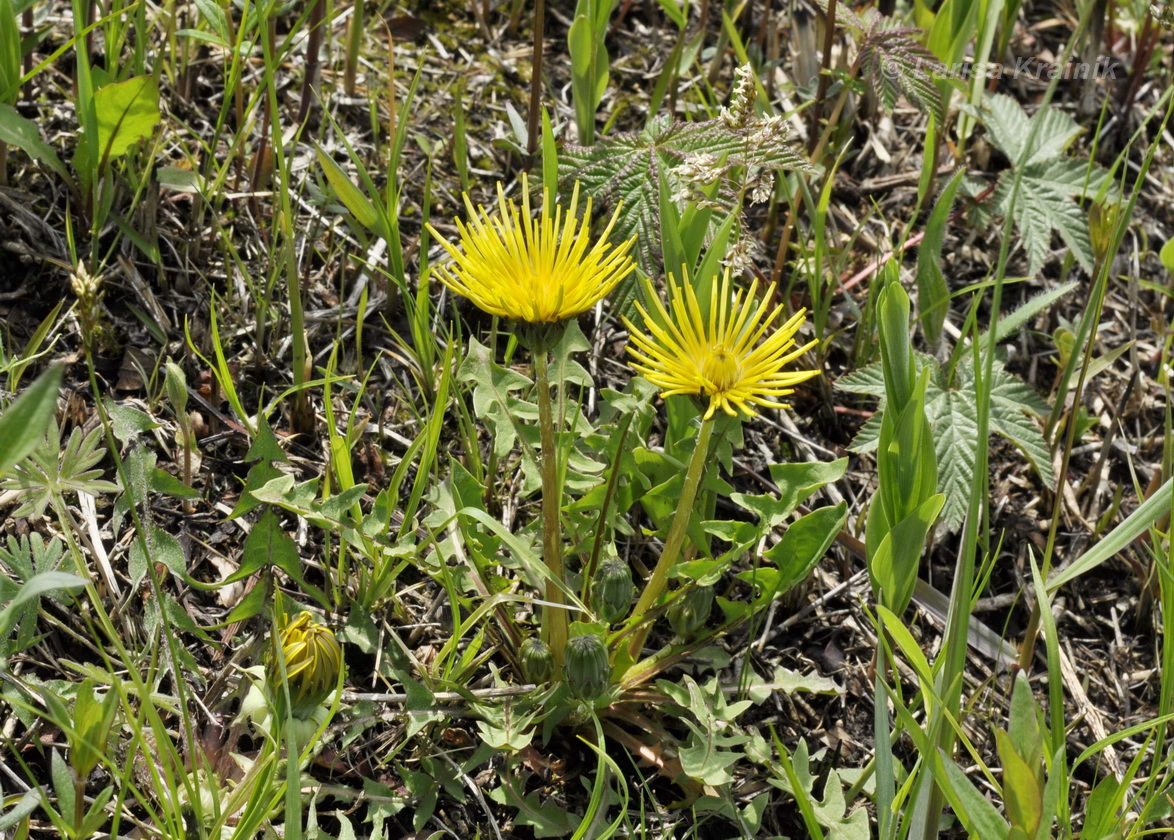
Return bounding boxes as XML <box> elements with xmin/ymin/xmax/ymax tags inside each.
<box><xmin>426</xmin><ymin>176</ymin><xmax>635</xmax><ymax>323</ymax></box>
<box><xmin>624</xmin><ymin>270</ymin><xmax>820</xmax><ymax>420</ymax></box>
<box><xmin>268</xmin><ymin>611</ymin><xmax>342</xmax><ymax>719</ymax></box>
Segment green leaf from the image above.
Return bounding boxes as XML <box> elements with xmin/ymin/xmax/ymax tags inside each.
<box><xmin>756</xmin><ymin>502</ymin><xmax>847</xmax><ymax>599</ymax></box>
<box><xmin>457</xmin><ymin>337</ymin><xmax>536</xmax><ymax>461</ymax></box>
<box><xmin>869</xmin><ymin>493</ymin><xmax>945</xmax><ymax>615</ymax></box>
<box><xmin>730</xmin><ymin>458</ymin><xmax>848</xmax><ymax>532</ymax></box>
<box><xmin>996</xmin><ymin>730</ymin><xmax>1043</xmax><ymax>837</ymax></box>
<box><xmin>981</xmin><ymin>93</ymin><xmax>1082</xmax><ymax>166</ymax></box>
<box><xmin>128</xmin><ymin>526</ymin><xmax>187</xmax><ymax>588</ymax></box>
<box><xmin>93</xmin><ymin>76</ymin><xmax>160</xmax><ymax>164</ymax></box>
<box><xmin>0</xmin><ymin>105</ymin><xmax>72</xmax><ymax>182</ymax></box>
<box><xmin>0</xmin><ymin>571</ymin><xmax>87</xmax><ymax>638</ymax></box>
<box><xmin>0</xmin><ymin>0</ymin><xmax>20</xmax><ymax>105</ymax></box>
<box><xmin>857</xmin><ymin>13</ymin><xmax>947</xmax><ymax>124</ymax></box>
<box><xmin>316</xmin><ymin>145</ymin><xmax>383</xmax><ymax>234</ymax></box>
<box><xmin>0</xmin><ymin>789</ymin><xmax>41</xmax><ymax>831</ymax></box>
<box><xmin>842</xmin><ymin>356</ymin><xmax>1052</xmax><ymax>529</ymax></box>
<box><xmin>488</xmin><ymin>782</ymin><xmax>578</xmax><ymax>838</ymax></box>
<box><xmin>103</xmin><ymin>397</ymin><xmax>160</xmax><ymax>445</ymax></box>
<box><xmin>940</xmin><ymin>752</ymin><xmax>1011</xmax><ymax>840</ymax></box>
<box><xmin>0</xmin><ymin>364</ymin><xmax>62</xmax><ymax>478</ymax></box>
<box><xmin>1161</xmin><ymin>238</ymin><xmax>1174</xmax><ymax>276</ymax></box>
<box><xmin>975</xmin><ymin>94</ymin><xmax>1109</xmax><ymax>273</ymax></box>
<box><xmin>226</xmin><ymin>508</ymin><xmax>299</xmax><ymax>584</ymax></box>
<box><xmin>560</xmin><ymin>115</ymin><xmax>813</xmax><ymax>295</ymax></box>
<box><xmin>916</xmin><ymin>170</ymin><xmax>965</xmax><ymax>345</ymax></box>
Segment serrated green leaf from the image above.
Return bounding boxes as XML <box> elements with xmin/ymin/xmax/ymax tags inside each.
<box><xmin>977</xmin><ymin>95</ymin><xmax>1107</xmax><ymax>273</ymax></box>
<box><xmin>857</xmin><ymin>16</ymin><xmax>946</xmax><ymax>124</ymax></box>
<box><xmin>843</xmin><ymin>356</ymin><xmax>1052</xmax><ymax>528</ymax></box>
<box><xmin>457</xmin><ymin>337</ymin><xmax>535</xmax><ymax>460</ymax></box>
<box><xmin>928</xmin><ymin>389</ymin><xmax>979</xmax><ymax>529</ymax></box>
<box><xmin>560</xmin><ymin>115</ymin><xmax>813</xmax><ymax>302</ymax></box>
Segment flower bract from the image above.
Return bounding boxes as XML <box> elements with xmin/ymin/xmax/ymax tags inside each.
<box><xmin>624</xmin><ymin>270</ymin><xmax>819</xmax><ymax>420</ymax></box>
<box><xmin>268</xmin><ymin>611</ymin><xmax>342</xmax><ymax>719</ymax></box>
<box><xmin>426</xmin><ymin>176</ymin><xmax>635</xmax><ymax>323</ymax></box>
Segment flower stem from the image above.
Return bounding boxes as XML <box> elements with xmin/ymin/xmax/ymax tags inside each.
<box><xmin>533</xmin><ymin>344</ymin><xmax>568</xmax><ymax>667</ymax></box>
<box><xmin>628</xmin><ymin>414</ymin><xmax>715</xmax><ymax>660</ymax></box>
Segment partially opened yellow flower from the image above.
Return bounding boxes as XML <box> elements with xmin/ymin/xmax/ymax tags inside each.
<box><xmin>267</xmin><ymin>611</ymin><xmax>342</xmax><ymax>719</ymax></box>
<box><xmin>426</xmin><ymin>176</ymin><xmax>635</xmax><ymax>323</ymax></box>
<box><xmin>625</xmin><ymin>270</ymin><xmax>819</xmax><ymax>420</ymax></box>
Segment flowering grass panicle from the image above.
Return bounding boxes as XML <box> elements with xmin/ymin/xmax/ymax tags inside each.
<box><xmin>268</xmin><ymin>611</ymin><xmax>342</xmax><ymax>719</ymax></box>
<box><xmin>425</xmin><ymin>175</ymin><xmax>635</xmax><ymax>323</ymax></box>
<box><xmin>625</xmin><ymin>270</ymin><xmax>819</xmax><ymax>420</ymax></box>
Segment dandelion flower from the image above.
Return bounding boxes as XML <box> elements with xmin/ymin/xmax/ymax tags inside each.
<box><xmin>426</xmin><ymin>176</ymin><xmax>635</xmax><ymax>323</ymax></box>
<box><xmin>625</xmin><ymin>270</ymin><xmax>819</xmax><ymax>420</ymax></box>
<box><xmin>267</xmin><ymin>612</ymin><xmax>342</xmax><ymax>719</ymax></box>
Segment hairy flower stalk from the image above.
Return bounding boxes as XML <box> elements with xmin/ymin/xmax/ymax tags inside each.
<box><xmin>532</xmin><ymin>339</ymin><xmax>569</xmax><ymax>665</ymax></box>
<box><xmin>427</xmin><ymin>176</ymin><xmax>635</xmax><ymax>669</ymax></box>
<box><xmin>624</xmin><ymin>269</ymin><xmax>819</xmax><ymax>659</ymax></box>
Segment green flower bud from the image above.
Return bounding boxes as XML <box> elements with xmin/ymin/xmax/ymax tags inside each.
<box><xmin>667</xmin><ymin>584</ymin><xmax>714</xmax><ymax>638</ymax></box>
<box><xmin>519</xmin><ymin>637</ymin><xmax>554</xmax><ymax>684</ymax></box>
<box><xmin>268</xmin><ymin>612</ymin><xmax>343</xmax><ymax>719</ymax></box>
<box><xmin>594</xmin><ymin>558</ymin><xmax>634</xmax><ymax>625</ymax></box>
<box><xmin>564</xmin><ymin>634</ymin><xmax>610</xmax><ymax>701</ymax></box>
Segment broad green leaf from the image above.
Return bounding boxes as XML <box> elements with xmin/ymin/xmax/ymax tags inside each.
<box><xmin>760</xmin><ymin>502</ymin><xmax>847</xmax><ymax>596</ymax></box>
<box><xmin>996</xmin><ymin>730</ymin><xmax>1043</xmax><ymax>837</ymax></box>
<box><xmin>869</xmin><ymin>493</ymin><xmax>945</xmax><ymax>615</ymax></box>
<box><xmin>94</xmin><ymin>76</ymin><xmax>160</xmax><ymax>164</ymax></box>
<box><xmin>0</xmin><ymin>365</ymin><xmax>62</xmax><ymax>478</ymax></box>
<box><xmin>0</xmin><ymin>105</ymin><xmax>72</xmax><ymax>183</ymax></box>
<box><xmin>103</xmin><ymin>397</ymin><xmax>160</xmax><ymax>445</ymax></box>
<box><xmin>0</xmin><ymin>571</ymin><xmax>88</xmax><ymax>638</ymax></box>
<box><xmin>128</xmin><ymin>526</ymin><xmax>187</xmax><ymax>588</ymax></box>
<box><xmin>940</xmin><ymin>752</ymin><xmax>1011</xmax><ymax>840</ymax></box>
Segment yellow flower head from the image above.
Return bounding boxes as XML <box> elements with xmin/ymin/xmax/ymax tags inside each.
<box><xmin>624</xmin><ymin>270</ymin><xmax>819</xmax><ymax>420</ymax></box>
<box><xmin>268</xmin><ymin>612</ymin><xmax>342</xmax><ymax>719</ymax></box>
<box><xmin>425</xmin><ymin>176</ymin><xmax>635</xmax><ymax>323</ymax></box>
